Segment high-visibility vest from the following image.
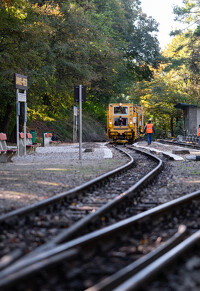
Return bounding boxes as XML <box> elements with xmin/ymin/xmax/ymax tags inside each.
<box><xmin>146</xmin><ymin>123</ymin><xmax>153</xmax><ymax>133</ymax></box>
<box><xmin>198</xmin><ymin>127</ymin><xmax>200</xmax><ymax>136</ymax></box>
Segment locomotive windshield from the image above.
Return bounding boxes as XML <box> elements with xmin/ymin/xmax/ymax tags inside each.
<box><xmin>114</xmin><ymin>117</ymin><xmax>128</xmax><ymax>126</ymax></box>
<box><xmin>114</xmin><ymin>106</ymin><xmax>128</xmax><ymax>115</ymax></box>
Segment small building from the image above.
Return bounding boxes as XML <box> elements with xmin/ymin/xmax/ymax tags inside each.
<box><xmin>174</xmin><ymin>103</ymin><xmax>200</xmax><ymax>135</ymax></box>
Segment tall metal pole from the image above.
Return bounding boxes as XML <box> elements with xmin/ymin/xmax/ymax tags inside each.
<box><xmin>73</xmin><ymin>112</ymin><xmax>75</xmax><ymax>143</ymax></box>
<box><xmin>79</xmin><ymin>85</ymin><xmax>82</xmax><ymax>160</ymax></box>
<box><xmin>24</xmin><ymin>101</ymin><xmax>27</xmax><ymax>156</ymax></box>
<box><xmin>16</xmin><ymin>89</ymin><xmax>19</xmax><ymax>156</ymax></box>
<box><xmin>73</xmin><ymin>106</ymin><xmax>77</xmax><ymax>143</ymax></box>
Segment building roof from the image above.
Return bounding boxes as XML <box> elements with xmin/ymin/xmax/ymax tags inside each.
<box><xmin>174</xmin><ymin>103</ymin><xmax>198</xmax><ymax>109</ymax></box>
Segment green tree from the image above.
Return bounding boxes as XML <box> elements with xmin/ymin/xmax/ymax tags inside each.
<box><xmin>0</xmin><ymin>0</ymin><xmax>161</xmax><ymax>137</ymax></box>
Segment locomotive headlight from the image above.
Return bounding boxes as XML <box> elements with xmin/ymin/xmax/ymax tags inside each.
<box><xmin>130</xmin><ymin>122</ymin><xmax>132</xmax><ymax>124</ymax></box>
<box><xmin>109</xmin><ymin>122</ymin><xmax>112</xmax><ymax>124</ymax></box>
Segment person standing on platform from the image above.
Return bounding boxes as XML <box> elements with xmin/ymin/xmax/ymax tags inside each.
<box><xmin>144</xmin><ymin>120</ymin><xmax>155</xmax><ymax>145</ymax></box>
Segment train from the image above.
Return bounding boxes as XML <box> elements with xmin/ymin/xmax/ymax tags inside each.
<box><xmin>107</xmin><ymin>103</ymin><xmax>144</xmax><ymax>144</ymax></box>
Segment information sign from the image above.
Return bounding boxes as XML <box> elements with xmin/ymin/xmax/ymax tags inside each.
<box><xmin>74</xmin><ymin>86</ymin><xmax>86</xmax><ymax>102</ymax></box>
<box><xmin>14</xmin><ymin>73</ymin><xmax>28</xmax><ymax>90</ymax></box>
<box><xmin>17</xmin><ymin>92</ymin><xmax>27</xmax><ymax>102</ymax></box>
<box><xmin>73</xmin><ymin>105</ymin><xmax>78</xmax><ymax>116</ymax></box>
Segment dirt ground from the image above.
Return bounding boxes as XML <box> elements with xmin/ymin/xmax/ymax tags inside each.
<box><xmin>0</xmin><ymin>143</ymin><xmax>127</xmax><ymax>215</ymax></box>
<box><xmin>1</xmin><ymin>141</ymin><xmax>200</xmax><ymax>216</ymax></box>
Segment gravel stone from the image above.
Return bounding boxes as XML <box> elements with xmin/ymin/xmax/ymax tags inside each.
<box><xmin>1</xmin><ymin>141</ymin><xmax>200</xmax><ymax>215</ymax></box>
<box><xmin>133</xmin><ymin>141</ymin><xmax>200</xmax><ymax>203</ymax></box>
<box><xmin>0</xmin><ymin>143</ymin><xmax>127</xmax><ymax>215</ymax></box>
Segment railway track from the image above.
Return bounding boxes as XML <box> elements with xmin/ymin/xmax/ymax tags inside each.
<box><xmin>0</xmin><ymin>188</ymin><xmax>200</xmax><ymax>290</ymax></box>
<box><xmin>158</xmin><ymin>138</ymin><xmax>200</xmax><ymax>150</ymax></box>
<box><xmin>113</xmin><ymin>230</ymin><xmax>200</xmax><ymax>291</ymax></box>
<box><xmin>0</xmin><ymin>143</ymin><xmax>199</xmax><ymax>290</ymax></box>
<box><xmin>0</xmin><ymin>145</ymin><xmax>161</xmax><ymax>269</ymax></box>
<box><xmin>2</xmin><ymin>142</ymin><xmax>199</xmax><ymax>290</ymax></box>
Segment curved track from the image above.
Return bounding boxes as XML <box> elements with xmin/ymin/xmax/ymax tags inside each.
<box><xmin>1</xmin><ymin>144</ymin><xmax>200</xmax><ymax>290</ymax></box>
<box><xmin>0</xmin><ymin>146</ymin><xmax>161</xmax><ymax>269</ymax></box>
<box><xmin>0</xmin><ymin>188</ymin><xmax>200</xmax><ymax>290</ymax></box>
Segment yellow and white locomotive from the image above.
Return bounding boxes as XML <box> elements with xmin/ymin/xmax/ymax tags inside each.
<box><xmin>107</xmin><ymin>103</ymin><xmax>144</xmax><ymax>143</ymax></box>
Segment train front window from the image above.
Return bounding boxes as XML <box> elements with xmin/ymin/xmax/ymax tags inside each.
<box><xmin>114</xmin><ymin>106</ymin><xmax>128</xmax><ymax>115</ymax></box>
<box><xmin>114</xmin><ymin>117</ymin><xmax>128</xmax><ymax>126</ymax></box>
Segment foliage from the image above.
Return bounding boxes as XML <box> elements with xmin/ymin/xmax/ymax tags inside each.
<box><xmin>0</xmin><ymin>0</ymin><xmax>160</xmax><ymax>138</ymax></box>
<box><xmin>174</xmin><ymin>119</ymin><xmax>183</xmax><ymax>136</ymax></box>
<box><xmin>165</xmin><ymin>0</ymin><xmax>200</xmax><ymax>107</ymax></box>
<box><xmin>3</xmin><ymin>0</ymin><xmax>200</xmax><ymax>141</ymax></box>
<box><xmin>127</xmin><ymin>0</ymin><xmax>200</xmax><ymax>137</ymax></box>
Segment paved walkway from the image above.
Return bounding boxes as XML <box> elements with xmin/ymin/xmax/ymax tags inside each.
<box><xmin>134</xmin><ymin>141</ymin><xmax>200</xmax><ymax>161</ymax></box>
<box><xmin>13</xmin><ymin>142</ymin><xmax>113</xmax><ymax>164</ymax></box>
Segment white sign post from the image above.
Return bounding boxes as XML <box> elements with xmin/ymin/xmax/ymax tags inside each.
<box><xmin>79</xmin><ymin>85</ymin><xmax>82</xmax><ymax>160</ymax></box>
<box><xmin>16</xmin><ymin>90</ymin><xmax>20</xmax><ymax>156</ymax></box>
<box><xmin>24</xmin><ymin>102</ymin><xmax>27</xmax><ymax>155</ymax></box>
<box><xmin>74</xmin><ymin>85</ymin><xmax>86</xmax><ymax>160</ymax></box>
<box><xmin>15</xmin><ymin>73</ymin><xmax>28</xmax><ymax>156</ymax></box>
<box><xmin>16</xmin><ymin>90</ymin><xmax>27</xmax><ymax>156</ymax></box>
<box><xmin>73</xmin><ymin>105</ymin><xmax>78</xmax><ymax>143</ymax></box>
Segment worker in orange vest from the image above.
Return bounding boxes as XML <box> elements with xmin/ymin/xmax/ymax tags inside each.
<box><xmin>144</xmin><ymin>120</ymin><xmax>155</xmax><ymax>145</ymax></box>
<box><xmin>198</xmin><ymin>124</ymin><xmax>200</xmax><ymax>145</ymax></box>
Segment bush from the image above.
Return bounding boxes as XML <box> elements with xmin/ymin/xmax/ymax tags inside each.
<box><xmin>174</xmin><ymin>120</ymin><xmax>183</xmax><ymax>136</ymax></box>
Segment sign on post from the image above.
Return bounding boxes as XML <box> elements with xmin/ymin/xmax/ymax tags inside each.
<box><xmin>15</xmin><ymin>73</ymin><xmax>28</xmax><ymax>156</ymax></box>
<box><xmin>74</xmin><ymin>86</ymin><xmax>86</xmax><ymax>102</ymax></box>
<box><xmin>74</xmin><ymin>85</ymin><xmax>87</xmax><ymax>160</ymax></box>
<box><xmin>17</xmin><ymin>92</ymin><xmax>27</xmax><ymax>102</ymax></box>
<box><xmin>73</xmin><ymin>106</ymin><xmax>78</xmax><ymax>143</ymax></box>
<box><xmin>14</xmin><ymin>73</ymin><xmax>28</xmax><ymax>90</ymax></box>
<box><xmin>73</xmin><ymin>105</ymin><xmax>78</xmax><ymax>116</ymax></box>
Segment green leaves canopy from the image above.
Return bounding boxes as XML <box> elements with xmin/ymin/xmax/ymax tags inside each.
<box><xmin>0</xmin><ymin>0</ymin><xmax>160</xmax><ymax>134</ymax></box>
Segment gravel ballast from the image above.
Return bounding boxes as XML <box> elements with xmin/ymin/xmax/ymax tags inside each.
<box><xmin>0</xmin><ymin>141</ymin><xmax>200</xmax><ymax>215</ymax></box>
<box><xmin>0</xmin><ymin>143</ymin><xmax>127</xmax><ymax>214</ymax></box>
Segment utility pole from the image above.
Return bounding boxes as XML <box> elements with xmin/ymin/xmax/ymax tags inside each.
<box><xmin>74</xmin><ymin>85</ymin><xmax>86</xmax><ymax>160</ymax></box>
<box><xmin>79</xmin><ymin>85</ymin><xmax>82</xmax><ymax>160</ymax></box>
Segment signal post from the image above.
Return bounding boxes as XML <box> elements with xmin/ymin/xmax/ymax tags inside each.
<box><xmin>15</xmin><ymin>73</ymin><xmax>28</xmax><ymax>156</ymax></box>
<box><xmin>74</xmin><ymin>85</ymin><xmax>86</xmax><ymax>160</ymax></box>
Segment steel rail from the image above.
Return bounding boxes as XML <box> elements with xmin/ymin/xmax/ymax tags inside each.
<box><xmin>47</xmin><ymin>146</ymin><xmax>163</xmax><ymax>245</ymax></box>
<box><xmin>157</xmin><ymin>138</ymin><xmax>200</xmax><ymax>150</ymax></box>
<box><xmin>0</xmin><ymin>249</ymin><xmax>79</xmax><ymax>289</ymax></box>
<box><xmin>1</xmin><ymin>188</ymin><xmax>200</xmax><ymax>287</ymax></box>
<box><xmin>113</xmin><ymin>230</ymin><xmax>200</xmax><ymax>291</ymax></box>
<box><xmin>0</xmin><ymin>145</ymin><xmax>161</xmax><ymax>275</ymax></box>
<box><xmin>0</xmin><ymin>145</ymin><xmax>133</xmax><ymax>223</ymax></box>
<box><xmin>0</xmin><ymin>226</ymin><xmax>187</xmax><ymax>290</ymax></box>
<box><xmin>86</xmin><ymin>225</ymin><xmax>187</xmax><ymax>291</ymax></box>
<box><xmin>0</xmin><ymin>146</ymin><xmax>162</xmax><ymax>268</ymax></box>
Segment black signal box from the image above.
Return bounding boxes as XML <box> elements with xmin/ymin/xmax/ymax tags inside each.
<box><xmin>74</xmin><ymin>86</ymin><xmax>86</xmax><ymax>102</ymax></box>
